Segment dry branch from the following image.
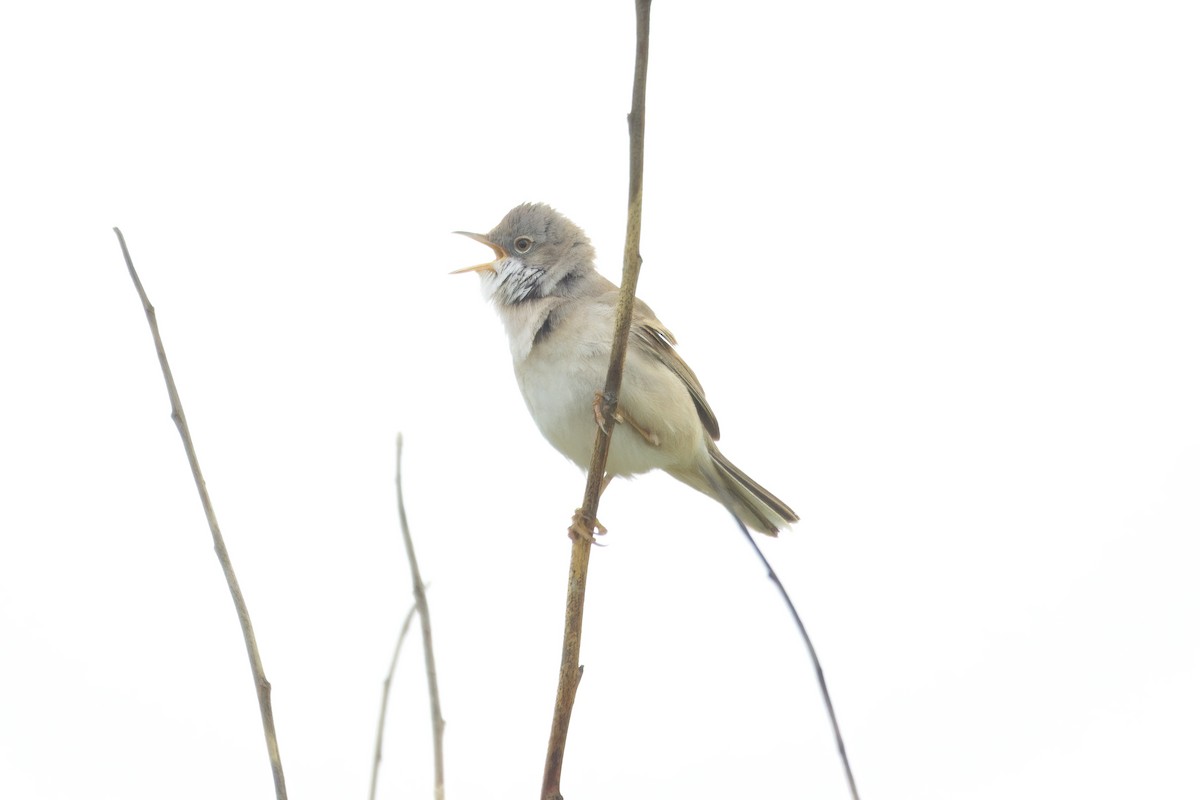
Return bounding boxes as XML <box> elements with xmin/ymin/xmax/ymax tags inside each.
<box><xmin>113</xmin><ymin>227</ymin><xmax>288</xmax><ymax>800</ymax></box>
<box><xmin>369</xmin><ymin>602</ymin><xmax>420</xmax><ymax>800</ymax></box>
<box><xmin>537</xmin><ymin>2</ymin><xmax>860</xmax><ymax>798</ymax></box>
<box><xmin>395</xmin><ymin>434</ymin><xmax>446</xmax><ymax>800</ymax></box>
<box><xmin>707</xmin><ymin>480</ymin><xmax>861</xmax><ymax>800</ymax></box>
<box><xmin>540</xmin><ymin>3</ymin><xmax>652</xmax><ymax>799</ymax></box>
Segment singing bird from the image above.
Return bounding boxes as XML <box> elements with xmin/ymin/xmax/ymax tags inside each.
<box><xmin>453</xmin><ymin>203</ymin><xmax>798</xmax><ymax>538</ymax></box>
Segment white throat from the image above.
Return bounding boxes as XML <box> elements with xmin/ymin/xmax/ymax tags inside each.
<box><xmin>480</xmin><ymin>257</ymin><xmax>546</xmax><ymax>306</ymax></box>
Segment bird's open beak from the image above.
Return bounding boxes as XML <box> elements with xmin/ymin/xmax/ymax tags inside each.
<box><xmin>451</xmin><ymin>231</ymin><xmax>506</xmax><ymax>274</ymax></box>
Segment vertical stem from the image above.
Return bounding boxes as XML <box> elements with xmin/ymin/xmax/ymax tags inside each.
<box><xmin>540</xmin><ymin>3</ymin><xmax>652</xmax><ymax>799</ymax></box>
<box><xmin>539</xmin><ymin>534</ymin><xmax>594</xmax><ymax>800</ymax></box>
<box><xmin>395</xmin><ymin>435</ymin><xmax>446</xmax><ymax>800</ymax></box>
<box><xmin>369</xmin><ymin>603</ymin><xmax>419</xmax><ymax>800</ymax></box>
<box><xmin>113</xmin><ymin>227</ymin><xmax>288</xmax><ymax>800</ymax></box>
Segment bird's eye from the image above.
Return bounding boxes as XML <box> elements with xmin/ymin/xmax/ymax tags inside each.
<box><xmin>514</xmin><ymin>236</ymin><xmax>533</xmax><ymax>253</ymax></box>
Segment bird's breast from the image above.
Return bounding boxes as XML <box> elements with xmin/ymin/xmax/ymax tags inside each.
<box><xmin>511</xmin><ymin>297</ymin><xmax>701</xmax><ymax>476</ymax></box>
<box><xmin>514</xmin><ymin>309</ymin><xmax>612</xmax><ymax>469</ymax></box>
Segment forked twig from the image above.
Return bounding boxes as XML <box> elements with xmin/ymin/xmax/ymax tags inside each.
<box><xmin>113</xmin><ymin>228</ymin><xmax>288</xmax><ymax>800</ymax></box>
<box><xmin>540</xmin><ymin>3</ymin><xmax>652</xmax><ymax>799</ymax></box>
<box><xmin>394</xmin><ymin>434</ymin><xmax>445</xmax><ymax>800</ymax></box>
<box><xmin>369</xmin><ymin>603</ymin><xmax>420</xmax><ymax>800</ymax></box>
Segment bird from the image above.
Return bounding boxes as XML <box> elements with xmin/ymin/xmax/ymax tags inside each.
<box><xmin>452</xmin><ymin>202</ymin><xmax>798</xmax><ymax>539</ymax></box>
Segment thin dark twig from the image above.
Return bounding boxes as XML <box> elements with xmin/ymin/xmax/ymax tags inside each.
<box><xmin>705</xmin><ymin>478</ymin><xmax>860</xmax><ymax>800</ymax></box>
<box><xmin>113</xmin><ymin>227</ymin><xmax>288</xmax><ymax>800</ymax></box>
<box><xmin>742</xmin><ymin>528</ymin><xmax>859</xmax><ymax>799</ymax></box>
<box><xmin>369</xmin><ymin>603</ymin><xmax>420</xmax><ymax>800</ymax></box>
<box><xmin>394</xmin><ymin>434</ymin><xmax>445</xmax><ymax>800</ymax></box>
<box><xmin>540</xmin><ymin>3</ymin><xmax>652</xmax><ymax>799</ymax></box>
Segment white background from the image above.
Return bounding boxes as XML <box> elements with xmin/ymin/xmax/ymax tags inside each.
<box><xmin>2</xmin><ymin>2</ymin><xmax>1197</xmax><ymax>798</ymax></box>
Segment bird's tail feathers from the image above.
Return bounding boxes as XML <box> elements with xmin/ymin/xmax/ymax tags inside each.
<box><xmin>667</xmin><ymin>443</ymin><xmax>799</xmax><ymax>535</ymax></box>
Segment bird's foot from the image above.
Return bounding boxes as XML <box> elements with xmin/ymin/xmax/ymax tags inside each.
<box><xmin>592</xmin><ymin>392</ymin><xmax>660</xmax><ymax>447</ymax></box>
<box><xmin>569</xmin><ymin>508</ymin><xmax>607</xmax><ymax>543</ymax></box>
<box><xmin>592</xmin><ymin>392</ymin><xmax>611</xmax><ymax>434</ymax></box>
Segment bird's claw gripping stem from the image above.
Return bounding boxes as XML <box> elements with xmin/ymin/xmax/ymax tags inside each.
<box><xmin>569</xmin><ymin>508</ymin><xmax>607</xmax><ymax>543</ymax></box>
<box><xmin>592</xmin><ymin>392</ymin><xmax>660</xmax><ymax>447</ymax></box>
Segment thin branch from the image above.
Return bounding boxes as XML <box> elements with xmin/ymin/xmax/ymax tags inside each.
<box><xmin>708</xmin><ymin>481</ymin><xmax>861</xmax><ymax>800</ymax></box>
<box><xmin>369</xmin><ymin>602</ymin><xmax>420</xmax><ymax>800</ymax></box>
<box><xmin>395</xmin><ymin>434</ymin><xmax>445</xmax><ymax>800</ymax></box>
<box><xmin>746</xmin><ymin>537</ymin><xmax>860</xmax><ymax>800</ymax></box>
<box><xmin>540</xmin><ymin>3</ymin><xmax>652</xmax><ymax>799</ymax></box>
<box><xmin>113</xmin><ymin>227</ymin><xmax>288</xmax><ymax>800</ymax></box>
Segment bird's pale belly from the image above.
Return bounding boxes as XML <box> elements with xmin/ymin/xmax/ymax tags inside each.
<box><xmin>514</xmin><ymin>340</ymin><xmax>701</xmax><ymax>477</ymax></box>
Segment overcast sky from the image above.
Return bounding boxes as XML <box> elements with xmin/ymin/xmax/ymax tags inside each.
<box><xmin>2</xmin><ymin>2</ymin><xmax>1198</xmax><ymax>799</ymax></box>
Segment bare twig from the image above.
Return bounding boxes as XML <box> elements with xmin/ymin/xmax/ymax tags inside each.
<box><xmin>395</xmin><ymin>434</ymin><xmax>445</xmax><ymax>800</ymax></box>
<box><xmin>540</xmin><ymin>3</ymin><xmax>652</xmax><ymax>799</ymax></box>
<box><xmin>369</xmin><ymin>602</ymin><xmax>420</xmax><ymax>800</ymax></box>
<box><xmin>113</xmin><ymin>228</ymin><xmax>288</xmax><ymax>800</ymax></box>
<box><xmin>746</xmin><ymin>534</ymin><xmax>859</xmax><ymax>800</ymax></box>
<box><xmin>706</xmin><ymin>480</ymin><xmax>861</xmax><ymax>800</ymax></box>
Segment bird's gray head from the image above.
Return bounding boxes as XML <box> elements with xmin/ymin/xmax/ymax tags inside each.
<box><xmin>452</xmin><ymin>203</ymin><xmax>596</xmax><ymax>305</ymax></box>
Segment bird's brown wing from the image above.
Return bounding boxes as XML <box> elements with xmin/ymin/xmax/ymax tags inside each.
<box><xmin>630</xmin><ymin>301</ymin><xmax>721</xmax><ymax>441</ymax></box>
